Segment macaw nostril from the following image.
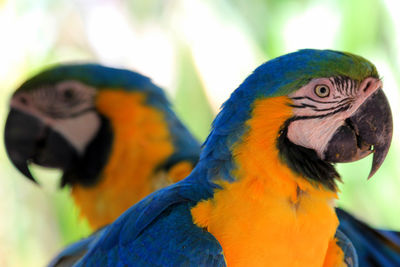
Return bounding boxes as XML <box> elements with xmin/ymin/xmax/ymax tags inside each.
<box><xmin>363</xmin><ymin>82</ymin><xmax>371</xmax><ymax>92</ymax></box>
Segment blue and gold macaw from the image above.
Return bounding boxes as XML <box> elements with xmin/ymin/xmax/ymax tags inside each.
<box><xmin>4</xmin><ymin>55</ymin><xmax>398</xmax><ymax>266</ymax></box>
<box><xmin>67</xmin><ymin>49</ymin><xmax>393</xmax><ymax>266</ymax></box>
<box><xmin>4</xmin><ymin>63</ymin><xmax>200</xmax><ymax>232</ymax></box>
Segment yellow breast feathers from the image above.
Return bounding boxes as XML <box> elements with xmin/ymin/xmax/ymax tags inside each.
<box><xmin>191</xmin><ymin>96</ymin><xmax>342</xmax><ymax>267</ymax></box>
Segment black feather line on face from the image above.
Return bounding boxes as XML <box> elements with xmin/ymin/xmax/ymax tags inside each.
<box><xmin>288</xmin><ymin>103</ymin><xmax>317</xmax><ymax>109</ymax></box>
<box><xmin>290</xmin><ymin>100</ymin><xmax>351</xmax><ymax>112</ymax></box>
<box><xmin>290</xmin><ymin>96</ymin><xmax>340</xmax><ymax>104</ymax></box>
<box><xmin>310</xmin><ymin>100</ymin><xmax>351</xmax><ymax>112</ymax></box>
<box><xmin>286</xmin><ymin>104</ymin><xmax>350</xmax><ymax>122</ymax></box>
<box><xmin>47</xmin><ymin>107</ymin><xmax>96</xmax><ymax>119</ymax></box>
<box><xmin>276</xmin><ymin>121</ymin><xmax>341</xmax><ymax>191</ymax></box>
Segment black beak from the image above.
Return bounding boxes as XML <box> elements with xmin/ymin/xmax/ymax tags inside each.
<box><xmin>4</xmin><ymin>109</ymin><xmax>79</xmax><ymax>184</ymax></box>
<box><xmin>324</xmin><ymin>89</ymin><xmax>393</xmax><ymax>178</ymax></box>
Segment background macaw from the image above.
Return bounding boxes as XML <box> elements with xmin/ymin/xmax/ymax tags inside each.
<box><xmin>4</xmin><ymin>58</ymin><xmax>398</xmax><ymax>266</ymax></box>
<box><xmin>4</xmin><ymin>63</ymin><xmax>201</xmax><ymax>232</ymax></box>
<box><xmin>67</xmin><ymin>49</ymin><xmax>393</xmax><ymax>266</ymax></box>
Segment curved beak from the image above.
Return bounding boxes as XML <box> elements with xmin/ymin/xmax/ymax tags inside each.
<box><xmin>4</xmin><ymin>108</ymin><xmax>78</xmax><ymax>184</ymax></box>
<box><xmin>4</xmin><ymin>109</ymin><xmax>43</xmax><ymax>183</ymax></box>
<box><xmin>324</xmin><ymin>89</ymin><xmax>393</xmax><ymax>178</ymax></box>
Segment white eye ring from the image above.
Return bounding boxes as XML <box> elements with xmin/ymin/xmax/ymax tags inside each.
<box><xmin>314</xmin><ymin>85</ymin><xmax>330</xmax><ymax>98</ymax></box>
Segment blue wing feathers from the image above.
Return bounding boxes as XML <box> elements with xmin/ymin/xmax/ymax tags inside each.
<box><xmin>75</xmin><ymin>181</ymin><xmax>225</xmax><ymax>266</ymax></box>
<box><xmin>337</xmin><ymin>208</ymin><xmax>400</xmax><ymax>267</ymax></box>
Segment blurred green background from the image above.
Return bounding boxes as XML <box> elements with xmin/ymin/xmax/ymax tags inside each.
<box><xmin>0</xmin><ymin>0</ymin><xmax>399</xmax><ymax>266</ymax></box>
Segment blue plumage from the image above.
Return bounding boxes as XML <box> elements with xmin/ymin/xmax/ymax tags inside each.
<box><xmin>75</xmin><ymin>181</ymin><xmax>224</xmax><ymax>266</ymax></box>
<box><xmin>19</xmin><ymin>64</ymin><xmax>162</xmax><ymax>96</ymax></box>
<box><xmin>337</xmin><ymin>208</ymin><xmax>400</xmax><ymax>267</ymax></box>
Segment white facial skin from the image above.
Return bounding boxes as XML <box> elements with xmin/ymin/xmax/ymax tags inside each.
<box><xmin>10</xmin><ymin>81</ymin><xmax>100</xmax><ymax>155</ymax></box>
<box><xmin>287</xmin><ymin>76</ymin><xmax>382</xmax><ymax>158</ymax></box>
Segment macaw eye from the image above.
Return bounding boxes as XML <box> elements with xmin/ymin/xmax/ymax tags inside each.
<box><xmin>19</xmin><ymin>96</ymin><xmax>28</xmax><ymax>105</ymax></box>
<box><xmin>62</xmin><ymin>88</ymin><xmax>75</xmax><ymax>100</ymax></box>
<box><xmin>314</xmin><ymin>85</ymin><xmax>330</xmax><ymax>98</ymax></box>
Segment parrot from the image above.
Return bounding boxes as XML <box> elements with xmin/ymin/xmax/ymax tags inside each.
<box><xmin>4</xmin><ymin>55</ymin><xmax>398</xmax><ymax>266</ymax></box>
<box><xmin>2</xmin><ymin>62</ymin><xmax>360</xmax><ymax>266</ymax></box>
<box><xmin>4</xmin><ymin>63</ymin><xmax>201</xmax><ymax>233</ymax></box>
<box><xmin>65</xmin><ymin>49</ymin><xmax>393</xmax><ymax>266</ymax></box>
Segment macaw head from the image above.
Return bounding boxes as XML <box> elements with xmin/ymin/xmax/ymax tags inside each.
<box><xmin>203</xmin><ymin>49</ymin><xmax>392</xmax><ymax>190</ymax></box>
<box><xmin>4</xmin><ymin>64</ymin><xmax>199</xmax><ymax>187</ymax></box>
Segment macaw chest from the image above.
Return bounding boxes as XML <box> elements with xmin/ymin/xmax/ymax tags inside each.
<box><xmin>71</xmin><ymin>180</ymin><xmax>153</xmax><ymax>229</ymax></box>
<box><xmin>71</xmin><ymin>167</ymin><xmax>183</xmax><ymax>230</ymax></box>
<box><xmin>191</xmin><ymin>184</ymin><xmax>339</xmax><ymax>267</ymax></box>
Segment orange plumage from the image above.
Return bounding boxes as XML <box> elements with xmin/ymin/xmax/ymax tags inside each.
<box><xmin>191</xmin><ymin>96</ymin><xmax>344</xmax><ymax>266</ymax></box>
<box><xmin>71</xmin><ymin>90</ymin><xmax>192</xmax><ymax>229</ymax></box>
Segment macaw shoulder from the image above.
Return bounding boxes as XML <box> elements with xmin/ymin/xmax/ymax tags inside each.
<box><xmin>76</xmin><ymin>183</ymin><xmax>225</xmax><ymax>266</ymax></box>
